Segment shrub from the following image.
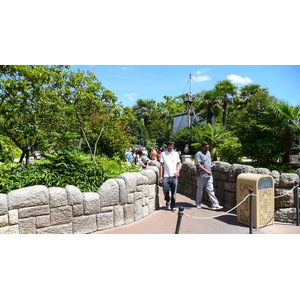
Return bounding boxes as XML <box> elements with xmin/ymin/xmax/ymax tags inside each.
<box><xmin>0</xmin><ymin>150</ymin><xmax>140</xmax><ymax>193</ymax></box>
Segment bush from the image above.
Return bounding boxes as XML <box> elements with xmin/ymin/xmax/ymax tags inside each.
<box><xmin>218</xmin><ymin>142</ymin><xmax>243</xmax><ymax>164</ymax></box>
<box><xmin>0</xmin><ymin>150</ymin><xmax>140</xmax><ymax>193</ymax></box>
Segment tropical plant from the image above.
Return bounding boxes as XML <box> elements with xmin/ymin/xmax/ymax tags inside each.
<box><xmin>214</xmin><ymin>80</ymin><xmax>238</xmax><ymax>128</ymax></box>
<box><xmin>191</xmin><ymin>123</ymin><xmax>240</xmax><ymax>160</ymax></box>
<box><xmin>269</xmin><ymin>100</ymin><xmax>300</xmax><ymax>163</ymax></box>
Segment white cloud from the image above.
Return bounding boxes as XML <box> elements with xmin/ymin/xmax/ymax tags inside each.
<box><xmin>227</xmin><ymin>74</ymin><xmax>253</xmax><ymax>85</ymax></box>
<box><xmin>121</xmin><ymin>66</ymin><xmax>134</xmax><ymax>71</ymax></box>
<box><xmin>192</xmin><ymin>75</ymin><xmax>211</xmax><ymax>82</ymax></box>
<box><xmin>196</xmin><ymin>68</ymin><xmax>210</xmax><ymax>75</ymax></box>
<box><xmin>124</xmin><ymin>93</ymin><xmax>137</xmax><ymax>101</ymax></box>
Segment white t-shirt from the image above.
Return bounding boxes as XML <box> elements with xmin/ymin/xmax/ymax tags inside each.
<box><xmin>160</xmin><ymin>150</ymin><xmax>181</xmax><ymax>177</ymax></box>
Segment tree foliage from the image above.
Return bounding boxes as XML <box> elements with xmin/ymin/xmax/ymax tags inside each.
<box><xmin>0</xmin><ymin>65</ymin><xmax>132</xmax><ymax>164</ymax></box>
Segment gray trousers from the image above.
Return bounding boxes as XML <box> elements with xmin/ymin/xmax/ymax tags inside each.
<box><xmin>196</xmin><ymin>176</ymin><xmax>219</xmax><ymax>207</ymax></box>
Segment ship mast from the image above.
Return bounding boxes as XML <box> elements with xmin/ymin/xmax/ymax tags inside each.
<box><xmin>184</xmin><ymin>73</ymin><xmax>195</xmax><ymax>128</ymax></box>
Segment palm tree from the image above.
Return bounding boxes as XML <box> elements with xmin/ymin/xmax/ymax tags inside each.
<box><xmin>214</xmin><ymin>80</ymin><xmax>238</xmax><ymax>129</ymax></box>
<box><xmin>132</xmin><ymin>99</ymin><xmax>156</xmax><ymax>129</ymax></box>
<box><xmin>191</xmin><ymin>123</ymin><xmax>239</xmax><ymax>160</ymax></box>
<box><xmin>270</xmin><ymin>100</ymin><xmax>300</xmax><ymax>163</ymax></box>
<box><xmin>202</xmin><ymin>90</ymin><xmax>221</xmax><ymax>125</ymax></box>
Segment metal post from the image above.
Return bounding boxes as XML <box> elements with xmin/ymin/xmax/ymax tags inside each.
<box><xmin>249</xmin><ymin>189</ymin><xmax>254</xmax><ymax>234</ymax></box>
<box><xmin>175</xmin><ymin>206</ymin><xmax>185</xmax><ymax>234</ymax></box>
<box><xmin>294</xmin><ymin>182</ymin><xmax>299</xmax><ymax>226</ymax></box>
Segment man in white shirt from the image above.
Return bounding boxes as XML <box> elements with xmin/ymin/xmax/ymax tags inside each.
<box><xmin>159</xmin><ymin>141</ymin><xmax>181</xmax><ymax>212</ymax></box>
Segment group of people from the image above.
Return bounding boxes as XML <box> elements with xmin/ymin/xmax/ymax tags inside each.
<box><xmin>125</xmin><ymin>141</ymin><xmax>223</xmax><ymax>212</ymax></box>
<box><xmin>125</xmin><ymin>146</ymin><xmax>166</xmax><ymax>169</ymax></box>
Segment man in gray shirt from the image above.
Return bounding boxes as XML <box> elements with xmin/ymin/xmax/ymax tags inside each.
<box><xmin>194</xmin><ymin>142</ymin><xmax>223</xmax><ymax>210</ymax></box>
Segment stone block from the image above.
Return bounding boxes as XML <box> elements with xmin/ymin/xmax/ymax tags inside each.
<box><xmin>134</xmin><ymin>199</ymin><xmax>143</xmax><ymax>221</ymax></box>
<box><xmin>124</xmin><ymin>204</ymin><xmax>134</xmax><ymax>224</ymax></box>
<box><xmin>37</xmin><ymin>223</ymin><xmax>73</xmax><ymax>234</ymax></box>
<box><xmin>115</xmin><ymin>178</ymin><xmax>126</xmax><ymax>204</ymax></box>
<box><xmin>0</xmin><ymin>214</ymin><xmax>8</xmax><ymax>227</ymax></box>
<box><xmin>101</xmin><ymin>206</ymin><xmax>113</xmax><ymax>213</ymax></box>
<box><xmin>213</xmin><ymin>161</ymin><xmax>231</xmax><ymax>173</ymax></box>
<box><xmin>65</xmin><ymin>185</ymin><xmax>83</xmax><ymax>206</ymax></box>
<box><xmin>279</xmin><ymin>173</ymin><xmax>299</xmax><ymax>188</ymax></box>
<box><xmin>140</xmin><ymin>169</ymin><xmax>157</xmax><ymax>185</ymax></box>
<box><xmin>83</xmin><ymin>192</ymin><xmax>100</xmax><ymax>215</ymax></box>
<box><xmin>19</xmin><ymin>205</ymin><xmax>50</xmax><ymax>218</ymax></box>
<box><xmin>97</xmin><ymin>179</ymin><xmax>119</xmax><ymax>207</ymax></box>
<box><xmin>224</xmin><ymin>191</ymin><xmax>236</xmax><ymax>209</ymax></box>
<box><xmin>185</xmin><ymin>183</ymin><xmax>195</xmax><ymax>197</ymax></box>
<box><xmin>134</xmin><ymin>192</ymin><xmax>143</xmax><ymax>202</ymax></box>
<box><xmin>118</xmin><ymin>173</ymin><xmax>137</xmax><ymax>193</ymax></box>
<box><xmin>224</xmin><ymin>182</ymin><xmax>236</xmax><ymax>193</ymax></box>
<box><xmin>148</xmin><ymin>197</ymin><xmax>155</xmax><ymax>213</ymax></box>
<box><xmin>113</xmin><ymin>205</ymin><xmax>124</xmax><ymax>227</ymax></box>
<box><xmin>36</xmin><ymin>215</ymin><xmax>50</xmax><ymax>228</ymax></box>
<box><xmin>127</xmin><ymin>193</ymin><xmax>134</xmax><ymax>204</ymax></box>
<box><xmin>228</xmin><ymin>164</ymin><xmax>256</xmax><ymax>183</ymax></box>
<box><xmin>148</xmin><ymin>184</ymin><xmax>156</xmax><ymax>200</ymax></box>
<box><xmin>97</xmin><ymin>212</ymin><xmax>114</xmax><ymax>230</ymax></box>
<box><xmin>72</xmin><ymin>204</ymin><xmax>84</xmax><ymax>216</ymax></box>
<box><xmin>0</xmin><ymin>225</ymin><xmax>19</xmax><ymax>234</ymax></box>
<box><xmin>271</xmin><ymin>170</ymin><xmax>280</xmax><ymax>187</ymax></box>
<box><xmin>49</xmin><ymin>187</ymin><xmax>68</xmax><ymax>208</ymax></box>
<box><xmin>8</xmin><ymin>209</ymin><xmax>18</xmax><ymax>225</ymax></box>
<box><xmin>132</xmin><ymin>172</ymin><xmax>148</xmax><ymax>185</ymax></box>
<box><xmin>275</xmin><ymin>188</ymin><xmax>294</xmax><ymax>208</ymax></box>
<box><xmin>50</xmin><ymin>206</ymin><xmax>72</xmax><ymax>225</ymax></box>
<box><xmin>19</xmin><ymin>217</ymin><xmax>36</xmax><ymax>234</ymax></box>
<box><xmin>0</xmin><ymin>194</ymin><xmax>8</xmax><ymax>215</ymax></box>
<box><xmin>146</xmin><ymin>166</ymin><xmax>159</xmax><ymax>178</ymax></box>
<box><xmin>142</xmin><ymin>205</ymin><xmax>149</xmax><ymax>217</ymax></box>
<box><xmin>255</xmin><ymin>168</ymin><xmax>270</xmax><ymax>175</ymax></box>
<box><xmin>73</xmin><ymin>215</ymin><xmax>97</xmax><ymax>234</ymax></box>
<box><xmin>275</xmin><ymin>208</ymin><xmax>297</xmax><ymax>223</ymax></box>
<box><xmin>219</xmin><ymin>172</ymin><xmax>228</xmax><ymax>182</ymax></box>
<box><xmin>36</xmin><ymin>215</ymin><xmax>51</xmax><ymax>228</ymax></box>
<box><xmin>8</xmin><ymin>185</ymin><xmax>49</xmax><ymax>209</ymax></box>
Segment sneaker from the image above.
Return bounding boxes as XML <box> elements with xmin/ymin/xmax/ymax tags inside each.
<box><xmin>172</xmin><ymin>207</ymin><xmax>177</xmax><ymax>213</ymax></box>
<box><xmin>166</xmin><ymin>202</ymin><xmax>170</xmax><ymax>210</ymax></box>
<box><xmin>212</xmin><ymin>204</ymin><xmax>223</xmax><ymax>211</ymax></box>
<box><xmin>196</xmin><ymin>205</ymin><xmax>201</xmax><ymax>209</ymax></box>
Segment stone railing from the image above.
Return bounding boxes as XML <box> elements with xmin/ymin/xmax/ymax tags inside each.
<box><xmin>0</xmin><ymin>165</ymin><xmax>160</xmax><ymax>234</ymax></box>
<box><xmin>178</xmin><ymin>161</ymin><xmax>300</xmax><ymax>223</ymax></box>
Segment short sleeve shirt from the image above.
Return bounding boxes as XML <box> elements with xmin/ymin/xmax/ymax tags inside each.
<box><xmin>160</xmin><ymin>150</ymin><xmax>181</xmax><ymax>177</ymax></box>
<box><xmin>194</xmin><ymin>150</ymin><xmax>212</xmax><ymax>178</ymax></box>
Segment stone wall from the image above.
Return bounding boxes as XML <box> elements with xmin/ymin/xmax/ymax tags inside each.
<box><xmin>0</xmin><ymin>165</ymin><xmax>160</xmax><ymax>234</ymax></box>
<box><xmin>178</xmin><ymin>161</ymin><xmax>300</xmax><ymax>223</ymax></box>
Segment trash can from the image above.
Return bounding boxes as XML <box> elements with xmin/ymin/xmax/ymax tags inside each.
<box><xmin>236</xmin><ymin>173</ymin><xmax>274</xmax><ymax>228</ymax></box>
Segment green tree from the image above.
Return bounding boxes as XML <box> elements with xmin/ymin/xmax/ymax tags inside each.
<box><xmin>191</xmin><ymin>123</ymin><xmax>240</xmax><ymax>161</ymax></box>
<box><xmin>195</xmin><ymin>90</ymin><xmax>221</xmax><ymax>125</ymax></box>
<box><xmin>231</xmin><ymin>88</ymin><xmax>283</xmax><ymax>166</ymax></box>
<box><xmin>269</xmin><ymin>100</ymin><xmax>300</xmax><ymax>163</ymax></box>
<box><xmin>214</xmin><ymin>80</ymin><xmax>238</xmax><ymax>128</ymax></box>
<box><xmin>0</xmin><ymin>65</ymin><xmax>62</xmax><ymax>164</ymax></box>
<box><xmin>132</xmin><ymin>99</ymin><xmax>157</xmax><ymax>129</ymax></box>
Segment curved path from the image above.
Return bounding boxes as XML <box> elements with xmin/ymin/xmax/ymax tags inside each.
<box><xmin>95</xmin><ymin>187</ymin><xmax>300</xmax><ymax>234</ymax></box>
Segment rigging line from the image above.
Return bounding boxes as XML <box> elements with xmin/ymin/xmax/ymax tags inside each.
<box><xmin>191</xmin><ymin>78</ymin><xmax>203</xmax><ymax>94</ymax></box>
<box><xmin>181</xmin><ymin>79</ymin><xmax>189</xmax><ymax>95</ymax></box>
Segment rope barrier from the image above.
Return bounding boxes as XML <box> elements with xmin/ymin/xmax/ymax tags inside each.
<box><xmin>177</xmin><ymin>185</ymin><xmax>298</xmax><ymax>221</ymax></box>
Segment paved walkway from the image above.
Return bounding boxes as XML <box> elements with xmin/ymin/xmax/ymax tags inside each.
<box><xmin>95</xmin><ymin>187</ymin><xmax>300</xmax><ymax>234</ymax></box>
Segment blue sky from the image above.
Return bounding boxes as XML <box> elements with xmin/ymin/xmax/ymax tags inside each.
<box><xmin>71</xmin><ymin>65</ymin><xmax>300</xmax><ymax>107</ymax></box>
